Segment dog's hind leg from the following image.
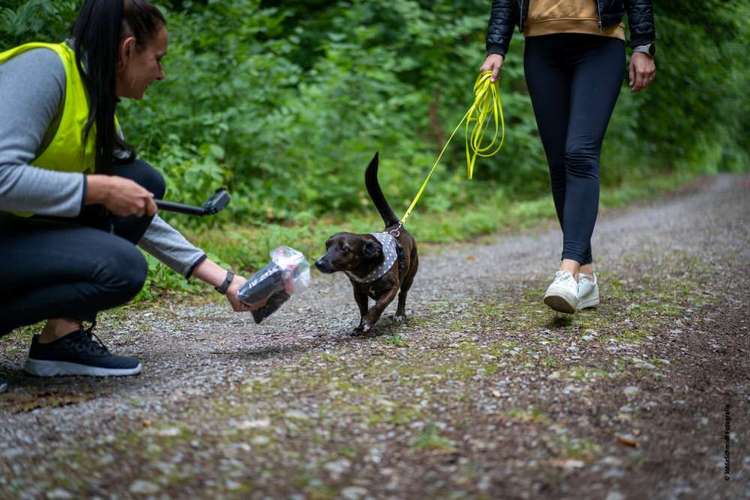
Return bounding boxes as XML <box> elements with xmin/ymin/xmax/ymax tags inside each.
<box><xmin>395</xmin><ymin>254</ymin><xmax>419</xmax><ymax>321</ymax></box>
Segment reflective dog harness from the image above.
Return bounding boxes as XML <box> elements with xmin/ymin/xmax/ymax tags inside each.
<box><xmin>345</xmin><ymin>232</ymin><xmax>399</xmax><ymax>284</ymax></box>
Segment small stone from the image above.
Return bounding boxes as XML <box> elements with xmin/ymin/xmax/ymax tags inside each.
<box><xmin>226</xmin><ymin>480</ymin><xmax>242</xmax><ymax>491</ymax></box>
<box><xmin>47</xmin><ymin>489</ymin><xmax>73</xmax><ymax>500</ymax></box>
<box><xmin>2</xmin><ymin>448</ymin><xmax>23</xmax><ymax>460</ymax></box>
<box><xmin>601</xmin><ymin>456</ymin><xmax>623</xmax><ymax>467</ymax></box>
<box><xmin>129</xmin><ymin>480</ymin><xmax>160</xmax><ymax>495</ymax></box>
<box><xmin>285</xmin><ymin>409</ymin><xmax>309</xmax><ymax>420</ymax></box>
<box><xmin>605</xmin><ymin>491</ymin><xmax>625</xmax><ymax>500</ymax></box>
<box><xmin>341</xmin><ymin>486</ymin><xmax>369</xmax><ymax>499</ymax></box>
<box><xmin>563</xmin><ymin>384</ymin><xmax>581</xmax><ymax>394</ymax></box>
<box><xmin>156</xmin><ymin>426</ymin><xmax>181</xmax><ymax>437</ymax></box>
<box><xmin>623</xmin><ymin>386</ymin><xmax>639</xmax><ymax>397</ymax></box>
<box><xmin>251</xmin><ymin>435</ymin><xmax>270</xmax><ymax>446</ymax></box>
<box><xmin>236</xmin><ymin>419</ymin><xmax>271</xmax><ymax>430</ymax></box>
<box><xmin>603</xmin><ymin>468</ymin><xmax>625</xmax><ymax>479</ymax></box>
<box><xmin>324</xmin><ymin>458</ymin><xmax>351</xmax><ymax>479</ymax></box>
<box><xmin>549</xmin><ymin>458</ymin><xmax>584</xmax><ymax>470</ymax></box>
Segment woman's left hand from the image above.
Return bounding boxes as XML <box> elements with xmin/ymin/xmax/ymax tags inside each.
<box><xmin>629</xmin><ymin>52</ymin><xmax>656</xmax><ymax>92</ymax></box>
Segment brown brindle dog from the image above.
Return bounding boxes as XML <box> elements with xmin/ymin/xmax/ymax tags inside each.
<box><xmin>315</xmin><ymin>153</ymin><xmax>418</xmax><ymax>335</ymax></box>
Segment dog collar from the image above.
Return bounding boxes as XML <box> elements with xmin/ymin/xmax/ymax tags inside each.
<box><xmin>345</xmin><ymin>232</ymin><xmax>398</xmax><ymax>284</ymax></box>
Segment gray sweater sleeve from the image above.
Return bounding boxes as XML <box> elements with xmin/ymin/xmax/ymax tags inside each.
<box><xmin>0</xmin><ymin>48</ymin><xmax>85</xmax><ymax>216</ymax></box>
<box><xmin>139</xmin><ymin>215</ymin><xmax>207</xmax><ymax>278</ymax></box>
<box><xmin>1</xmin><ymin>48</ymin><xmax>207</xmax><ymax>277</ymax></box>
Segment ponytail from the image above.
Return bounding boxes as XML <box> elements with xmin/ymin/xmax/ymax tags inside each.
<box><xmin>71</xmin><ymin>0</ymin><xmax>165</xmax><ymax>173</ymax></box>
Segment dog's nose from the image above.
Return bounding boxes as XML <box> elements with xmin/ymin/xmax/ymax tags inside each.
<box><xmin>315</xmin><ymin>258</ymin><xmax>332</xmax><ymax>273</ymax></box>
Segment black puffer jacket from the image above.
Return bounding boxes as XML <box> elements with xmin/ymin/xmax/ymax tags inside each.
<box><xmin>486</xmin><ymin>0</ymin><xmax>656</xmax><ymax>56</ymax></box>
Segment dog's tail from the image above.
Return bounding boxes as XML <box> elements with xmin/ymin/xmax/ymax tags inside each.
<box><xmin>365</xmin><ymin>152</ymin><xmax>400</xmax><ymax>228</ymax></box>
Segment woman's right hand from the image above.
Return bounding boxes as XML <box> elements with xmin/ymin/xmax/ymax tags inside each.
<box><xmin>86</xmin><ymin>174</ymin><xmax>157</xmax><ymax>217</ymax></box>
<box><xmin>480</xmin><ymin>53</ymin><xmax>505</xmax><ymax>82</ymax></box>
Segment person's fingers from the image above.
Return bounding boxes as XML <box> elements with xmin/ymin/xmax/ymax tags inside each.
<box><xmin>145</xmin><ymin>195</ymin><xmax>157</xmax><ymax>216</ymax></box>
<box><xmin>643</xmin><ymin>72</ymin><xmax>655</xmax><ymax>89</ymax></box>
<box><xmin>491</xmin><ymin>64</ymin><xmax>500</xmax><ymax>82</ymax></box>
<box><xmin>633</xmin><ymin>71</ymin><xmax>643</xmax><ymax>92</ymax></box>
<box><xmin>631</xmin><ymin>63</ymin><xmax>646</xmax><ymax>92</ymax></box>
<box><xmin>635</xmin><ymin>74</ymin><xmax>646</xmax><ymax>92</ymax></box>
<box><xmin>638</xmin><ymin>68</ymin><xmax>651</xmax><ymax>91</ymax></box>
<box><xmin>628</xmin><ymin>60</ymin><xmax>636</xmax><ymax>89</ymax></box>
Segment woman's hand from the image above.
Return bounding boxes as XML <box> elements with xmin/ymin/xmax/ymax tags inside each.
<box><xmin>480</xmin><ymin>53</ymin><xmax>505</xmax><ymax>82</ymax></box>
<box><xmin>191</xmin><ymin>260</ymin><xmax>263</xmax><ymax>312</ymax></box>
<box><xmin>629</xmin><ymin>52</ymin><xmax>656</xmax><ymax>92</ymax></box>
<box><xmin>86</xmin><ymin>174</ymin><xmax>157</xmax><ymax>217</ymax></box>
<box><xmin>226</xmin><ymin>275</ymin><xmax>265</xmax><ymax>312</ymax></box>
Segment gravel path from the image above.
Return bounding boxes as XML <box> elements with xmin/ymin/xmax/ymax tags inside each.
<box><xmin>1</xmin><ymin>174</ymin><xmax>748</xmax><ymax>499</ymax></box>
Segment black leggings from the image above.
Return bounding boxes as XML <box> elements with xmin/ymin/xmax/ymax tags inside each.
<box><xmin>524</xmin><ymin>34</ymin><xmax>625</xmax><ymax>265</ymax></box>
<box><xmin>0</xmin><ymin>160</ymin><xmax>165</xmax><ymax>335</ymax></box>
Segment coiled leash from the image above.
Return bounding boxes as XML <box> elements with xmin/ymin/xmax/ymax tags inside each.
<box><xmin>397</xmin><ymin>71</ymin><xmax>506</xmax><ymax>229</ymax></box>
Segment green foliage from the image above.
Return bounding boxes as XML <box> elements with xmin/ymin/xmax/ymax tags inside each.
<box><xmin>4</xmin><ymin>0</ymin><xmax>745</xmax><ymax>224</ymax></box>
<box><xmin>1</xmin><ymin>0</ymin><xmax>747</xmax><ymax>294</ymax></box>
<box><xmin>0</xmin><ymin>0</ymin><xmax>77</xmax><ymax>47</ymax></box>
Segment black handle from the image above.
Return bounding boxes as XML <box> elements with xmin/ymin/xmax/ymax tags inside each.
<box><xmin>155</xmin><ymin>188</ymin><xmax>231</xmax><ymax>216</ymax></box>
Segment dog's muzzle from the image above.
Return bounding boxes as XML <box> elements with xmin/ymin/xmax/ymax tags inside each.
<box><xmin>315</xmin><ymin>258</ymin><xmax>334</xmax><ymax>274</ymax></box>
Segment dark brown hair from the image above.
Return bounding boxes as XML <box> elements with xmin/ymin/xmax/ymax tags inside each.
<box><xmin>72</xmin><ymin>0</ymin><xmax>166</xmax><ymax>172</ymax></box>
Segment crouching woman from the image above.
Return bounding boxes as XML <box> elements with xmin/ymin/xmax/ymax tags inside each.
<box><xmin>0</xmin><ymin>0</ymin><xmax>253</xmax><ymax>391</ymax></box>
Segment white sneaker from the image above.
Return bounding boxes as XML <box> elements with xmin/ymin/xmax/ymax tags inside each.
<box><xmin>577</xmin><ymin>272</ymin><xmax>599</xmax><ymax>309</ymax></box>
<box><xmin>543</xmin><ymin>271</ymin><xmax>578</xmax><ymax>313</ymax></box>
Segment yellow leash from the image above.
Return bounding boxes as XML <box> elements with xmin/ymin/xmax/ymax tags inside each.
<box><xmin>400</xmin><ymin>71</ymin><xmax>505</xmax><ymax>225</ymax></box>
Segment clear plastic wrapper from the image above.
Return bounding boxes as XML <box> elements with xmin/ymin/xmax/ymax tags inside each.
<box><xmin>238</xmin><ymin>246</ymin><xmax>310</xmax><ymax>324</ymax></box>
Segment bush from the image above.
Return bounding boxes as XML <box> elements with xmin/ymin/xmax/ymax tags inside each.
<box><xmin>2</xmin><ymin>0</ymin><xmax>748</xmax><ymax>230</ymax></box>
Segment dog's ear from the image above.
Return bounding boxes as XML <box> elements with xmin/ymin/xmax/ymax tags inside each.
<box><xmin>363</xmin><ymin>239</ymin><xmax>383</xmax><ymax>260</ymax></box>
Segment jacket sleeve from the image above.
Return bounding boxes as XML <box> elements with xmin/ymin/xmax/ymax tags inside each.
<box><xmin>0</xmin><ymin>49</ymin><xmax>87</xmax><ymax>217</ymax></box>
<box><xmin>138</xmin><ymin>215</ymin><xmax>207</xmax><ymax>278</ymax></box>
<box><xmin>625</xmin><ymin>0</ymin><xmax>656</xmax><ymax>47</ymax></box>
<box><xmin>485</xmin><ymin>0</ymin><xmax>519</xmax><ymax>56</ymax></box>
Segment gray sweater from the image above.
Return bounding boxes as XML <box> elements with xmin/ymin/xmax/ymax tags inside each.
<box><xmin>0</xmin><ymin>48</ymin><xmax>205</xmax><ymax>277</ymax></box>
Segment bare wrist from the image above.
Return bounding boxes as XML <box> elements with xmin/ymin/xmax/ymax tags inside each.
<box><xmin>85</xmin><ymin>175</ymin><xmax>112</xmax><ymax>205</ymax></box>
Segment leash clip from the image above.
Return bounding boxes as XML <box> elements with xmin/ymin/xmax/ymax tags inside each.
<box><xmin>389</xmin><ymin>223</ymin><xmax>402</xmax><ymax>238</ymax></box>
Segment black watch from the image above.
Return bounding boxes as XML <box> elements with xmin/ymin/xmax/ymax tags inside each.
<box><xmin>215</xmin><ymin>270</ymin><xmax>235</xmax><ymax>295</ymax></box>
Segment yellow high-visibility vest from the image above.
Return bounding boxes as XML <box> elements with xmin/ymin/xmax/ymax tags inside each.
<box><xmin>0</xmin><ymin>42</ymin><xmax>97</xmax><ymax>174</ymax></box>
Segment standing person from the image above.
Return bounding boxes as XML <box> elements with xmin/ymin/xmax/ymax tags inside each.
<box><xmin>0</xmin><ymin>0</ymin><xmax>256</xmax><ymax>392</ymax></box>
<box><xmin>481</xmin><ymin>0</ymin><xmax>656</xmax><ymax>313</ymax></box>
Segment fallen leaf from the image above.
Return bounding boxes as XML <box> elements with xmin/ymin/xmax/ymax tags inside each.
<box><xmin>616</xmin><ymin>434</ymin><xmax>638</xmax><ymax>447</ymax></box>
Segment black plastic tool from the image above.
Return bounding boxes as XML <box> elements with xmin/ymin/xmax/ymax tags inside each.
<box><xmin>155</xmin><ymin>188</ymin><xmax>230</xmax><ymax>216</ymax></box>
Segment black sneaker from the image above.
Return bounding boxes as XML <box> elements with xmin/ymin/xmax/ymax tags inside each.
<box><xmin>24</xmin><ymin>328</ymin><xmax>141</xmax><ymax>377</ymax></box>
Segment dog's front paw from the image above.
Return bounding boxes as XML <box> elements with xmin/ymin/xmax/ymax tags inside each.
<box><xmin>351</xmin><ymin>323</ymin><xmax>372</xmax><ymax>336</ymax></box>
<box><xmin>393</xmin><ymin>314</ymin><xmax>407</xmax><ymax>324</ymax></box>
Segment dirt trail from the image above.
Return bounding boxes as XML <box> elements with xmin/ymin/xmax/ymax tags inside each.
<box><xmin>1</xmin><ymin>175</ymin><xmax>748</xmax><ymax>499</ymax></box>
